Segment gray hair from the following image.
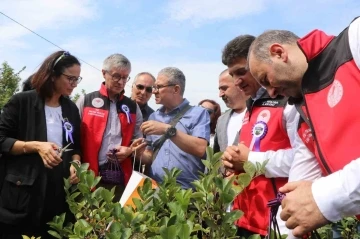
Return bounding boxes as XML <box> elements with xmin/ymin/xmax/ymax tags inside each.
<box><xmin>103</xmin><ymin>53</ymin><xmax>131</xmax><ymax>71</ymax></box>
<box><xmin>133</xmin><ymin>72</ymin><xmax>156</xmax><ymax>84</ymax></box>
<box><xmin>158</xmin><ymin>67</ymin><xmax>186</xmax><ymax>95</ymax></box>
<box><xmin>250</xmin><ymin>30</ymin><xmax>300</xmax><ymax>63</ymax></box>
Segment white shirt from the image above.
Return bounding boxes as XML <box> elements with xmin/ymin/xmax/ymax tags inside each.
<box><xmin>45</xmin><ymin>105</ymin><xmax>63</xmax><ymax>148</ymax></box>
<box><xmin>311</xmin><ymin>16</ymin><xmax>360</xmax><ymax>223</ymax></box>
<box><xmin>227</xmin><ymin>110</ymin><xmax>246</xmax><ymax>146</ymax></box>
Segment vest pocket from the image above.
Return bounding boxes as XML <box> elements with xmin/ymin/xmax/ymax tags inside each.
<box><xmin>0</xmin><ymin>174</ymin><xmax>35</xmax><ymax>213</ymax></box>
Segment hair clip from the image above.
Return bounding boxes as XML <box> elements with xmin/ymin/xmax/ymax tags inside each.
<box><xmin>53</xmin><ymin>51</ymin><xmax>71</xmax><ymax>69</ymax></box>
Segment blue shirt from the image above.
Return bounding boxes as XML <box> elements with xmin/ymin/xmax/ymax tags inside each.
<box><xmin>146</xmin><ymin>99</ymin><xmax>210</xmax><ymax>189</ymax></box>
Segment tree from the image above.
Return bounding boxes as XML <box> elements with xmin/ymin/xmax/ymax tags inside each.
<box><xmin>71</xmin><ymin>89</ymin><xmax>86</xmax><ymax>103</ymax></box>
<box><xmin>0</xmin><ymin>61</ymin><xmax>25</xmax><ymax>109</ymax></box>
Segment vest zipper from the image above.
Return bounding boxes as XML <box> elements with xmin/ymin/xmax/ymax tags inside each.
<box><xmin>302</xmin><ymin>97</ymin><xmax>332</xmax><ymax>175</ymax></box>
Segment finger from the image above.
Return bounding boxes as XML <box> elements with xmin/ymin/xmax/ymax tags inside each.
<box><xmin>49</xmin><ymin>149</ymin><xmax>62</xmax><ymax>163</ymax></box>
<box><xmin>280</xmin><ymin>205</ymin><xmax>291</xmax><ymax>221</ymax></box>
<box><xmin>48</xmin><ymin>154</ymin><xmax>61</xmax><ymax>166</ymax></box>
<box><xmin>51</xmin><ymin>143</ymin><xmax>60</xmax><ymax>150</ymax></box>
<box><xmin>279</xmin><ymin>181</ymin><xmax>301</xmax><ymax>193</ymax></box>
<box><xmin>42</xmin><ymin>157</ymin><xmax>53</xmax><ymax>169</ymax></box>
<box><xmin>222</xmin><ymin>160</ymin><xmax>234</xmax><ymax>169</ymax></box>
<box><xmin>222</xmin><ymin>151</ymin><xmax>233</xmax><ymax>161</ymax></box>
<box><xmin>285</xmin><ymin>214</ymin><xmax>300</xmax><ymax>231</ymax></box>
<box><xmin>292</xmin><ymin>225</ymin><xmax>307</xmax><ymax>238</ymax></box>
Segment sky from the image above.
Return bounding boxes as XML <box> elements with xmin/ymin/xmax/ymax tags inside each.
<box><xmin>0</xmin><ymin>0</ymin><xmax>359</xmax><ymax>111</ymax></box>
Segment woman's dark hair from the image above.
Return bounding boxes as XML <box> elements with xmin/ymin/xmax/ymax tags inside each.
<box><xmin>198</xmin><ymin>99</ymin><xmax>222</xmax><ymax>134</ymax></box>
<box><xmin>22</xmin><ymin>74</ymin><xmax>34</xmax><ymax>92</ymax></box>
<box><xmin>31</xmin><ymin>51</ymin><xmax>81</xmax><ymax>98</ymax></box>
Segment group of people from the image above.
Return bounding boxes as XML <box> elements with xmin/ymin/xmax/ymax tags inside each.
<box><xmin>0</xmin><ymin>16</ymin><xmax>359</xmax><ymax>239</ymax></box>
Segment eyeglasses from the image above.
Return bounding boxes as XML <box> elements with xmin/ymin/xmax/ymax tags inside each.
<box><xmin>135</xmin><ymin>84</ymin><xmax>153</xmax><ymax>93</ymax></box>
<box><xmin>62</xmin><ymin>73</ymin><xmax>82</xmax><ymax>84</ymax></box>
<box><xmin>152</xmin><ymin>84</ymin><xmax>176</xmax><ymax>92</ymax></box>
<box><xmin>105</xmin><ymin>70</ymin><xmax>130</xmax><ymax>83</ymax></box>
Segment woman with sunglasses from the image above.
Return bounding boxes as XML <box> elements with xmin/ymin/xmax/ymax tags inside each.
<box><xmin>0</xmin><ymin>51</ymin><xmax>82</xmax><ymax>238</ymax></box>
<box><xmin>198</xmin><ymin>99</ymin><xmax>221</xmax><ymax>148</ymax></box>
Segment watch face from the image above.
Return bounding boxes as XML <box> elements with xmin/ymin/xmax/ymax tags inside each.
<box><xmin>168</xmin><ymin>127</ymin><xmax>177</xmax><ymax>137</ymax></box>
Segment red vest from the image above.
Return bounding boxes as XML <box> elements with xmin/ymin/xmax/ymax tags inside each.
<box><xmin>296</xmin><ymin>18</ymin><xmax>360</xmax><ymax>175</ymax></box>
<box><xmin>80</xmin><ymin>83</ymin><xmax>137</xmax><ymax>184</ymax></box>
<box><xmin>233</xmin><ymin>95</ymin><xmax>290</xmax><ymax>236</ymax></box>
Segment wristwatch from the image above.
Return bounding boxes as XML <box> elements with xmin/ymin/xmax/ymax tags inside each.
<box><xmin>165</xmin><ymin>126</ymin><xmax>177</xmax><ymax>139</ymax></box>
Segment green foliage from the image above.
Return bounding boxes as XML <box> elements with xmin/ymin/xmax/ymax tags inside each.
<box><xmin>71</xmin><ymin>89</ymin><xmax>86</xmax><ymax>103</ymax></box>
<box><xmin>0</xmin><ymin>61</ymin><xmax>25</xmax><ymax>109</ymax></box>
<box><xmin>44</xmin><ymin>146</ymin><xmax>266</xmax><ymax>238</ymax></box>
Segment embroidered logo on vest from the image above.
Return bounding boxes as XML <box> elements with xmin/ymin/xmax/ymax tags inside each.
<box><xmin>327</xmin><ymin>80</ymin><xmax>343</xmax><ymax>108</ymax></box>
<box><xmin>92</xmin><ymin>98</ymin><xmax>104</xmax><ymax>108</ymax></box>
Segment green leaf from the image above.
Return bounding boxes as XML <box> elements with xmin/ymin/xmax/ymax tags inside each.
<box><xmin>243</xmin><ymin>161</ymin><xmax>256</xmax><ymax>178</ymax></box>
<box><xmin>237</xmin><ymin>173</ymin><xmax>252</xmax><ymax>189</ymax></box>
<box><xmin>177</xmin><ymin>223</ymin><xmax>191</xmax><ymax>239</ymax></box>
<box><xmin>159</xmin><ymin>225</ymin><xmax>177</xmax><ymax>239</ymax></box>
<box><xmin>47</xmin><ymin>231</ymin><xmax>62</xmax><ymax>239</ymax></box>
<box><xmin>248</xmin><ymin>234</ymin><xmax>262</xmax><ymax>239</ymax></box>
<box><xmin>222</xmin><ymin>210</ymin><xmax>243</xmax><ymax>224</ymax></box>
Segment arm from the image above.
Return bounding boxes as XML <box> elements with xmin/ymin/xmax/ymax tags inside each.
<box><xmin>71</xmin><ymin>103</ymin><xmax>82</xmax><ymax>163</ymax></box>
<box><xmin>312</xmin><ymin>158</ymin><xmax>360</xmax><ymax>222</ymax></box>
<box><xmin>140</xmin><ymin>148</ymin><xmax>154</xmax><ymax>165</ymax></box>
<box><xmin>170</xmin><ymin>130</ymin><xmax>208</xmax><ymax>158</ymax></box>
<box><xmin>0</xmin><ymin>95</ymin><xmax>62</xmax><ymax>168</ymax></box>
<box><xmin>224</xmin><ymin>104</ymin><xmax>298</xmax><ymax>177</ymax></box>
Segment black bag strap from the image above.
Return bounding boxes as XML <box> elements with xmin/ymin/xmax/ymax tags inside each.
<box><xmin>152</xmin><ymin>104</ymin><xmax>192</xmax><ymax>160</ymax></box>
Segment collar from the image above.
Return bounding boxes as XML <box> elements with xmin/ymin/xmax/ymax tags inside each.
<box><xmin>251</xmin><ymin>87</ymin><xmax>266</xmax><ymax>101</ymax></box>
<box><xmin>159</xmin><ymin>98</ymin><xmax>189</xmax><ymax>115</ymax></box>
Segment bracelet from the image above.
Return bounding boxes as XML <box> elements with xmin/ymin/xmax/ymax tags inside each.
<box><xmin>23</xmin><ymin>142</ymin><xmax>27</xmax><ymax>154</ymax></box>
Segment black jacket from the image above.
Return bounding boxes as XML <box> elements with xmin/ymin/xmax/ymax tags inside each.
<box><xmin>0</xmin><ymin>90</ymin><xmax>81</xmax><ymax>233</ymax></box>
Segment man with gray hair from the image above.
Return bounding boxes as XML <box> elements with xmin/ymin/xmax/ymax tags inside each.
<box><xmin>131</xmin><ymin>72</ymin><xmax>155</xmax><ymax>121</ymax></box>
<box><xmin>139</xmin><ymin>67</ymin><xmax>210</xmax><ymax>189</ymax></box>
<box><xmin>77</xmin><ymin>53</ymin><xmax>146</xmax><ymax>201</ymax></box>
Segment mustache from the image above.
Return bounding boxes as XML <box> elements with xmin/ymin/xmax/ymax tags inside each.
<box><xmin>222</xmin><ymin>96</ymin><xmax>228</xmax><ymax>102</ymax></box>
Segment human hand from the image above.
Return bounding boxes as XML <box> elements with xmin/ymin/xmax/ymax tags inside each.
<box><xmin>130</xmin><ymin>138</ymin><xmax>147</xmax><ymax>157</ymax></box>
<box><xmin>107</xmin><ymin>146</ymin><xmax>132</xmax><ymax>162</ymax></box>
<box><xmin>140</xmin><ymin>120</ymin><xmax>170</xmax><ymax>135</ymax></box>
<box><xmin>279</xmin><ymin>180</ymin><xmax>329</xmax><ymax>237</ymax></box>
<box><xmin>36</xmin><ymin>142</ymin><xmax>62</xmax><ymax>169</ymax></box>
<box><xmin>69</xmin><ymin>164</ymin><xmax>80</xmax><ymax>184</ymax></box>
<box><xmin>222</xmin><ymin>143</ymin><xmax>250</xmax><ymax>172</ymax></box>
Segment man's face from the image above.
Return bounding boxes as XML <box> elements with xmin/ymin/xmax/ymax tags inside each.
<box><xmin>153</xmin><ymin>74</ymin><xmax>176</xmax><ymax>106</ymax></box>
<box><xmin>218</xmin><ymin>73</ymin><xmax>247</xmax><ymax>109</ymax></box>
<box><xmin>248</xmin><ymin>52</ymin><xmax>302</xmax><ymax>98</ymax></box>
<box><xmin>102</xmin><ymin>67</ymin><xmax>131</xmax><ymax>95</ymax></box>
<box><xmin>228</xmin><ymin>58</ymin><xmax>260</xmax><ymax>97</ymax></box>
<box><xmin>131</xmin><ymin>74</ymin><xmax>154</xmax><ymax>106</ymax></box>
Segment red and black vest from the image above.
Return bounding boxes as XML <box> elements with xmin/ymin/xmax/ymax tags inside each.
<box><xmin>233</xmin><ymin>93</ymin><xmax>290</xmax><ymax>236</ymax></box>
<box><xmin>294</xmin><ymin>17</ymin><xmax>360</xmax><ymax>176</ymax></box>
<box><xmin>80</xmin><ymin>83</ymin><xmax>137</xmax><ymax>185</ymax></box>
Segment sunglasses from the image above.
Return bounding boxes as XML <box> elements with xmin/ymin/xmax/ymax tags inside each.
<box><xmin>135</xmin><ymin>84</ymin><xmax>153</xmax><ymax>93</ymax></box>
